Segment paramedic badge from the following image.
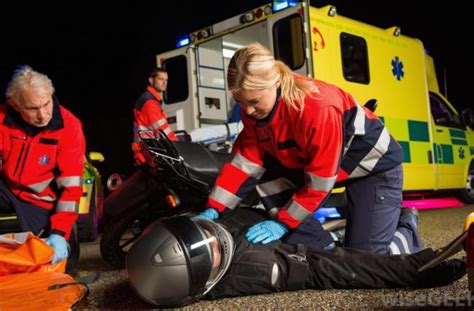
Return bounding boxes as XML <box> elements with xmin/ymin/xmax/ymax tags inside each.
<box><xmin>39</xmin><ymin>155</ymin><xmax>50</xmax><ymax>165</ymax></box>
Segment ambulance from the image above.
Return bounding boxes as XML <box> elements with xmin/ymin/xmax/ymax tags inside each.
<box><xmin>156</xmin><ymin>0</ymin><xmax>474</xmax><ymax>203</ymax></box>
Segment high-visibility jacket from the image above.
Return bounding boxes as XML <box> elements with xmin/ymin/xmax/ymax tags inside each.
<box><xmin>208</xmin><ymin>79</ymin><xmax>403</xmax><ymax>229</ymax></box>
<box><xmin>0</xmin><ymin>101</ymin><xmax>85</xmax><ymax>239</ymax></box>
<box><xmin>132</xmin><ymin>86</ymin><xmax>177</xmax><ymax>155</ymax></box>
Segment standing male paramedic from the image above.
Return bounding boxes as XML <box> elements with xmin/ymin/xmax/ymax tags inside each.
<box><xmin>0</xmin><ymin>65</ymin><xmax>85</xmax><ymax>263</ymax></box>
<box><xmin>132</xmin><ymin>68</ymin><xmax>177</xmax><ymax>165</ymax></box>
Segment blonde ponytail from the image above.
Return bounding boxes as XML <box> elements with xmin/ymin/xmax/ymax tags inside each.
<box><xmin>275</xmin><ymin>61</ymin><xmax>317</xmax><ymax>111</ymax></box>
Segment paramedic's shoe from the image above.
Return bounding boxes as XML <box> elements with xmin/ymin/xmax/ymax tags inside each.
<box><xmin>399</xmin><ymin>206</ymin><xmax>419</xmax><ymax>230</ymax></box>
<box><xmin>417</xmin><ymin>258</ymin><xmax>466</xmax><ymax>288</ymax></box>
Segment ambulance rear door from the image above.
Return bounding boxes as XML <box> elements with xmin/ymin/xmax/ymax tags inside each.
<box><xmin>157</xmin><ymin>46</ymin><xmax>199</xmax><ymax>131</ymax></box>
<box><xmin>266</xmin><ymin>2</ymin><xmax>311</xmax><ymax>77</ymax></box>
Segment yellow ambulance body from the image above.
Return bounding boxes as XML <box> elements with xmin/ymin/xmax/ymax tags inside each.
<box><xmin>156</xmin><ymin>1</ymin><xmax>474</xmax><ymax>202</ymax></box>
<box><xmin>309</xmin><ymin>5</ymin><xmax>474</xmax><ymax>199</ymax></box>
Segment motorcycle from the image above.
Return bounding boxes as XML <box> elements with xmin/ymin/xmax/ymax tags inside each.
<box><xmin>100</xmin><ymin>129</ymin><xmax>258</xmax><ymax>268</ymax></box>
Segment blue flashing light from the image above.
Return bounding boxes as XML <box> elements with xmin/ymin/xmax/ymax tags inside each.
<box><xmin>176</xmin><ymin>35</ymin><xmax>190</xmax><ymax>48</ymax></box>
<box><xmin>273</xmin><ymin>0</ymin><xmax>289</xmax><ymax>12</ymax></box>
<box><xmin>85</xmin><ymin>178</ymin><xmax>93</xmax><ymax>184</ymax></box>
<box><xmin>273</xmin><ymin>0</ymin><xmax>299</xmax><ymax>12</ymax></box>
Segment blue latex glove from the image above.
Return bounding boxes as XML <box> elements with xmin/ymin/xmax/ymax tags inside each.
<box><xmin>246</xmin><ymin>220</ymin><xmax>288</xmax><ymax>244</ymax></box>
<box><xmin>45</xmin><ymin>234</ymin><xmax>69</xmax><ymax>264</ymax></box>
<box><xmin>192</xmin><ymin>208</ymin><xmax>219</xmax><ymax>221</ymax></box>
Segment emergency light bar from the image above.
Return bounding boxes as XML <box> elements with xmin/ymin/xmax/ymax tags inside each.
<box><xmin>176</xmin><ymin>35</ymin><xmax>190</xmax><ymax>48</ymax></box>
<box><xmin>272</xmin><ymin>0</ymin><xmax>300</xmax><ymax>12</ymax></box>
<box><xmin>179</xmin><ymin>1</ymin><xmax>300</xmax><ymax>46</ymax></box>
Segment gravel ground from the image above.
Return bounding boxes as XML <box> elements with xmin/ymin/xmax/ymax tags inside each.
<box><xmin>75</xmin><ymin>204</ymin><xmax>474</xmax><ymax>310</ymax></box>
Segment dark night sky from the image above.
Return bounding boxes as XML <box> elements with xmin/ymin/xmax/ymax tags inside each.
<box><xmin>1</xmin><ymin>1</ymin><xmax>470</xmax><ymax>176</ymax></box>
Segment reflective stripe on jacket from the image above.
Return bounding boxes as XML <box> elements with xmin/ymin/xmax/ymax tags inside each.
<box><xmin>208</xmin><ymin>79</ymin><xmax>403</xmax><ymax>229</ymax></box>
<box><xmin>132</xmin><ymin>86</ymin><xmax>177</xmax><ymax>154</ymax></box>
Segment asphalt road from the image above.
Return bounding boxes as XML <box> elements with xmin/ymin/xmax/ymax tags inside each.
<box><xmin>75</xmin><ymin>204</ymin><xmax>474</xmax><ymax>309</ymax></box>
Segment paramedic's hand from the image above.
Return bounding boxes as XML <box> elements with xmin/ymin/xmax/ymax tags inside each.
<box><xmin>246</xmin><ymin>220</ymin><xmax>288</xmax><ymax>244</ymax></box>
<box><xmin>45</xmin><ymin>234</ymin><xmax>69</xmax><ymax>264</ymax></box>
<box><xmin>134</xmin><ymin>152</ymin><xmax>146</xmax><ymax>166</ymax></box>
<box><xmin>192</xmin><ymin>208</ymin><xmax>219</xmax><ymax>221</ymax></box>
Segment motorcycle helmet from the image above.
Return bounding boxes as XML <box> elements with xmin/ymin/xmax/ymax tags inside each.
<box><xmin>126</xmin><ymin>216</ymin><xmax>234</xmax><ymax>307</ymax></box>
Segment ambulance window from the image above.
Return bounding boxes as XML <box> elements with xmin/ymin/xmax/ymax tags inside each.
<box><xmin>162</xmin><ymin>55</ymin><xmax>189</xmax><ymax>104</ymax></box>
<box><xmin>273</xmin><ymin>14</ymin><xmax>305</xmax><ymax>70</ymax></box>
<box><xmin>429</xmin><ymin>92</ymin><xmax>464</xmax><ymax>129</ymax></box>
<box><xmin>340</xmin><ymin>33</ymin><xmax>370</xmax><ymax>84</ymax></box>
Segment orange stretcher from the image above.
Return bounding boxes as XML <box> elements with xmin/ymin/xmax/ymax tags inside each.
<box><xmin>0</xmin><ymin>232</ymin><xmax>87</xmax><ymax>310</ymax></box>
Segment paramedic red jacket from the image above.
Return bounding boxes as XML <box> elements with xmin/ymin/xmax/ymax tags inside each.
<box><xmin>208</xmin><ymin>80</ymin><xmax>403</xmax><ymax>229</ymax></box>
<box><xmin>132</xmin><ymin>86</ymin><xmax>177</xmax><ymax>154</ymax></box>
<box><xmin>0</xmin><ymin>100</ymin><xmax>85</xmax><ymax>239</ymax></box>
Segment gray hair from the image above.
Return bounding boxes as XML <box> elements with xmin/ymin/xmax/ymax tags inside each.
<box><xmin>5</xmin><ymin>65</ymin><xmax>55</xmax><ymax>104</ymax></box>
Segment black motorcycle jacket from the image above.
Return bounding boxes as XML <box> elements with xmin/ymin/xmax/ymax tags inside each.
<box><xmin>208</xmin><ymin>209</ymin><xmax>449</xmax><ymax>299</ymax></box>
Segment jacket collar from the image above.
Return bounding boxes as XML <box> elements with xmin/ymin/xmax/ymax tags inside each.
<box><xmin>3</xmin><ymin>96</ymin><xmax>64</xmax><ymax>133</ymax></box>
<box><xmin>146</xmin><ymin>86</ymin><xmax>162</xmax><ymax>102</ymax></box>
<box><xmin>252</xmin><ymin>87</ymin><xmax>282</xmax><ymax>127</ymax></box>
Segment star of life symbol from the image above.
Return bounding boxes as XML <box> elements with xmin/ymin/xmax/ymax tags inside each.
<box><xmin>391</xmin><ymin>56</ymin><xmax>404</xmax><ymax>81</ymax></box>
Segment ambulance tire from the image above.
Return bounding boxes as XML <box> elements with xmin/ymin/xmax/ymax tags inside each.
<box><xmin>456</xmin><ymin>164</ymin><xmax>474</xmax><ymax>204</ymax></box>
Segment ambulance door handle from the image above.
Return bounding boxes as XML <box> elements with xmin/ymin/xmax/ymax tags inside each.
<box><xmin>436</xmin><ymin>129</ymin><xmax>443</xmax><ymax>132</ymax></box>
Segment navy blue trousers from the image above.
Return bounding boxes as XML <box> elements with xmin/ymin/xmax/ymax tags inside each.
<box><xmin>256</xmin><ymin>156</ymin><xmax>422</xmax><ymax>254</ymax></box>
<box><xmin>0</xmin><ymin>179</ymin><xmax>50</xmax><ymax>237</ymax></box>
<box><xmin>345</xmin><ymin>164</ymin><xmax>422</xmax><ymax>254</ymax></box>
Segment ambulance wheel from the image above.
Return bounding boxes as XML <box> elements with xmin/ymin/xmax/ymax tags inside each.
<box><xmin>456</xmin><ymin>164</ymin><xmax>474</xmax><ymax>204</ymax></box>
